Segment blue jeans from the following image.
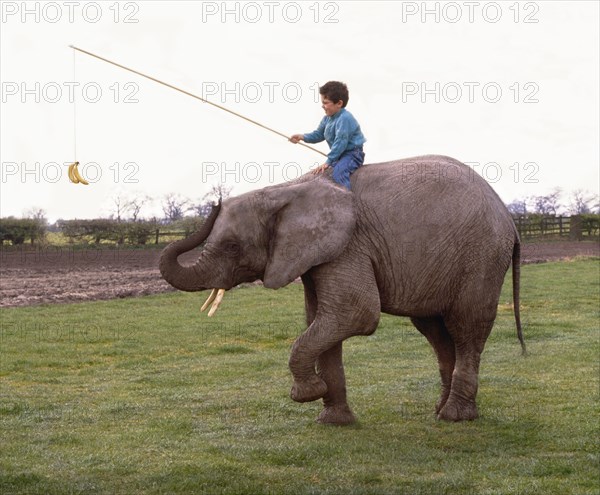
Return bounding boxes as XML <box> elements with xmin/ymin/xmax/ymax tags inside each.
<box><xmin>331</xmin><ymin>146</ymin><xmax>365</xmax><ymax>190</ymax></box>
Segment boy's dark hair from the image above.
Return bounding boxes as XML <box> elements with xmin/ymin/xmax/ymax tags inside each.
<box><xmin>319</xmin><ymin>81</ymin><xmax>349</xmax><ymax>107</ymax></box>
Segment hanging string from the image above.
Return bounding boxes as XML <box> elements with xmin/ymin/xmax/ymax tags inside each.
<box><xmin>67</xmin><ymin>47</ymin><xmax>89</xmax><ymax>185</ymax></box>
<box><xmin>72</xmin><ymin>46</ymin><xmax>77</xmax><ymax>162</ymax></box>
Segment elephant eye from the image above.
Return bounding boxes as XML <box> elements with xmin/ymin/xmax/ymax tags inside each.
<box><xmin>222</xmin><ymin>241</ymin><xmax>241</xmax><ymax>257</ymax></box>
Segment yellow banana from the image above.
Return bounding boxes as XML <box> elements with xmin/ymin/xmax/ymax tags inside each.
<box><xmin>68</xmin><ymin>162</ymin><xmax>79</xmax><ymax>183</ymax></box>
<box><xmin>71</xmin><ymin>162</ymin><xmax>89</xmax><ymax>185</ymax></box>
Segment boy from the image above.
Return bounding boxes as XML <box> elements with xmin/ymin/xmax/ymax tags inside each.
<box><xmin>290</xmin><ymin>81</ymin><xmax>365</xmax><ymax>190</ymax></box>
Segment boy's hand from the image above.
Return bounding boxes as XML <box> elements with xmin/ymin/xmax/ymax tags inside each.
<box><xmin>289</xmin><ymin>134</ymin><xmax>304</xmax><ymax>144</ymax></box>
<box><xmin>312</xmin><ymin>163</ymin><xmax>329</xmax><ymax>175</ymax></box>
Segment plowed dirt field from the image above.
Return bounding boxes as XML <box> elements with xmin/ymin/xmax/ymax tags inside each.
<box><xmin>1</xmin><ymin>241</ymin><xmax>597</xmax><ymax>307</ymax></box>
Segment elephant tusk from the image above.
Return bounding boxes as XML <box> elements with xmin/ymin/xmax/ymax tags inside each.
<box><xmin>201</xmin><ymin>288</ymin><xmax>219</xmax><ymax>312</ymax></box>
<box><xmin>207</xmin><ymin>289</ymin><xmax>226</xmax><ymax>317</ymax></box>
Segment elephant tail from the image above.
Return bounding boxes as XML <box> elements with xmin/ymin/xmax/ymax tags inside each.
<box><xmin>512</xmin><ymin>241</ymin><xmax>527</xmax><ymax>355</ymax></box>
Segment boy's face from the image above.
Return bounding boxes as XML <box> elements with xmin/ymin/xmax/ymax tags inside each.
<box><xmin>321</xmin><ymin>96</ymin><xmax>344</xmax><ymax>116</ymax></box>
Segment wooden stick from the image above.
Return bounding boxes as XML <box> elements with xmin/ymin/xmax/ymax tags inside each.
<box><xmin>69</xmin><ymin>45</ymin><xmax>327</xmax><ymax>158</ymax></box>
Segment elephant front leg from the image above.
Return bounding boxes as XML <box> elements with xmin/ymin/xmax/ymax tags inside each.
<box><xmin>289</xmin><ymin>305</ymin><xmax>379</xmax><ymax>402</ymax></box>
<box><xmin>289</xmin><ymin>262</ymin><xmax>380</xmax><ymax>412</ymax></box>
<box><xmin>299</xmin><ymin>273</ymin><xmax>356</xmax><ymax>424</ymax></box>
<box><xmin>288</xmin><ymin>274</ymin><xmax>329</xmax><ymax>404</ymax></box>
<box><xmin>316</xmin><ymin>343</ymin><xmax>356</xmax><ymax>425</ymax></box>
<box><xmin>288</xmin><ymin>316</ymin><xmax>335</xmax><ymax>403</ymax></box>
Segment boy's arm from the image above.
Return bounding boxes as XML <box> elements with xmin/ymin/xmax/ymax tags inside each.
<box><xmin>302</xmin><ymin>117</ymin><xmax>326</xmax><ymax>143</ymax></box>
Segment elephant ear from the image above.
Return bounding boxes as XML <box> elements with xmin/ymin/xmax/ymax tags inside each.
<box><xmin>262</xmin><ymin>179</ymin><xmax>356</xmax><ymax>289</ymax></box>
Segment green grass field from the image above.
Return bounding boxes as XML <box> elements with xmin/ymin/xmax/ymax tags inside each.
<box><xmin>1</xmin><ymin>259</ymin><xmax>599</xmax><ymax>494</ymax></box>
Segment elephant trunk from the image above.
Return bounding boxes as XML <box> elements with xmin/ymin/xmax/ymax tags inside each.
<box><xmin>159</xmin><ymin>202</ymin><xmax>222</xmax><ymax>292</ymax></box>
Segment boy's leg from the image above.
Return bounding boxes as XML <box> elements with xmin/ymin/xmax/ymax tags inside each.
<box><xmin>331</xmin><ymin>148</ymin><xmax>365</xmax><ymax>190</ymax></box>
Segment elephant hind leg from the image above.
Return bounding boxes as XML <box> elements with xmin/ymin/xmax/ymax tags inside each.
<box><xmin>411</xmin><ymin>316</ymin><xmax>456</xmax><ymax>415</ymax></box>
<box><xmin>301</xmin><ymin>273</ymin><xmax>318</xmax><ymax>326</ymax></box>
<box><xmin>437</xmin><ymin>315</ymin><xmax>495</xmax><ymax>422</ymax></box>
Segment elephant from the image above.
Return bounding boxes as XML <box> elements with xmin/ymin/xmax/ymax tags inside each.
<box><xmin>159</xmin><ymin>154</ymin><xmax>525</xmax><ymax>425</ymax></box>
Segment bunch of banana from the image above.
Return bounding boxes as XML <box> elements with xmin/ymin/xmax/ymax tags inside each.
<box><xmin>68</xmin><ymin>162</ymin><xmax>89</xmax><ymax>185</ymax></box>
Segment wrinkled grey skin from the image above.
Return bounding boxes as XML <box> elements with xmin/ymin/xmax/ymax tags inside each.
<box><xmin>160</xmin><ymin>155</ymin><xmax>525</xmax><ymax>425</ymax></box>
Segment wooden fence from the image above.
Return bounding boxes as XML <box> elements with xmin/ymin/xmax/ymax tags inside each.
<box><xmin>156</xmin><ymin>215</ymin><xmax>600</xmax><ymax>244</ymax></box>
<box><xmin>513</xmin><ymin>215</ymin><xmax>599</xmax><ymax>240</ymax></box>
<box><xmin>5</xmin><ymin>215</ymin><xmax>596</xmax><ymax>247</ymax></box>
<box><xmin>154</xmin><ymin>230</ymin><xmax>188</xmax><ymax>244</ymax></box>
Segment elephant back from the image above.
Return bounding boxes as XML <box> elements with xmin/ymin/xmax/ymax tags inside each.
<box><xmin>349</xmin><ymin>155</ymin><xmax>517</xmax><ymax>312</ymax></box>
<box><xmin>351</xmin><ymin>154</ymin><xmax>513</xmax><ymax>234</ymax></box>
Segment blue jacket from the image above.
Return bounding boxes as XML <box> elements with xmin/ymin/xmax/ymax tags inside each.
<box><xmin>303</xmin><ymin>108</ymin><xmax>366</xmax><ymax>165</ymax></box>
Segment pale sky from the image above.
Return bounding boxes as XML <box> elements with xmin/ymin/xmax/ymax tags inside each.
<box><xmin>1</xmin><ymin>1</ymin><xmax>598</xmax><ymax>222</ymax></box>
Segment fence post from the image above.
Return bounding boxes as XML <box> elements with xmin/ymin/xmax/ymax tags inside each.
<box><xmin>569</xmin><ymin>215</ymin><xmax>582</xmax><ymax>241</ymax></box>
<box><xmin>155</xmin><ymin>229</ymin><xmax>159</xmax><ymax>245</ymax></box>
<box><xmin>559</xmin><ymin>217</ymin><xmax>564</xmax><ymax>237</ymax></box>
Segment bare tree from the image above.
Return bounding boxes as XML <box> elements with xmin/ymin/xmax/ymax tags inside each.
<box><xmin>162</xmin><ymin>193</ymin><xmax>190</xmax><ymax>222</ymax></box>
<box><xmin>22</xmin><ymin>207</ymin><xmax>48</xmax><ymax>240</ymax></box>
<box><xmin>506</xmin><ymin>199</ymin><xmax>527</xmax><ymax>217</ymax></box>
<box><xmin>189</xmin><ymin>184</ymin><xmax>233</xmax><ymax>218</ymax></box>
<box><xmin>529</xmin><ymin>188</ymin><xmax>562</xmax><ymax>216</ymax></box>
<box><xmin>568</xmin><ymin>189</ymin><xmax>599</xmax><ymax>215</ymax></box>
<box><xmin>203</xmin><ymin>183</ymin><xmax>233</xmax><ymax>204</ymax></box>
<box><xmin>126</xmin><ymin>195</ymin><xmax>151</xmax><ymax>222</ymax></box>
<box><xmin>188</xmin><ymin>202</ymin><xmax>213</xmax><ymax>219</ymax></box>
<box><xmin>111</xmin><ymin>195</ymin><xmax>128</xmax><ymax>222</ymax></box>
<box><xmin>23</xmin><ymin>207</ymin><xmax>47</xmax><ymax>224</ymax></box>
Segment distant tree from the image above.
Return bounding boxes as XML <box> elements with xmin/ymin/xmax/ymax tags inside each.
<box><xmin>188</xmin><ymin>202</ymin><xmax>213</xmax><ymax>219</ymax></box>
<box><xmin>203</xmin><ymin>183</ymin><xmax>232</xmax><ymax>205</ymax></box>
<box><xmin>506</xmin><ymin>199</ymin><xmax>528</xmax><ymax>217</ymax></box>
<box><xmin>0</xmin><ymin>217</ymin><xmax>47</xmax><ymax>245</ymax></box>
<box><xmin>529</xmin><ymin>188</ymin><xmax>562</xmax><ymax>216</ymax></box>
<box><xmin>111</xmin><ymin>195</ymin><xmax>128</xmax><ymax>223</ymax></box>
<box><xmin>23</xmin><ymin>207</ymin><xmax>48</xmax><ymax>224</ymax></box>
<box><xmin>568</xmin><ymin>190</ymin><xmax>599</xmax><ymax>215</ymax></box>
<box><xmin>126</xmin><ymin>195</ymin><xmax>151</xmax><ymax>222</ymax></box>
<box><xmin>189</xmin><ymin>184</ymin><xmax>233</xmax><ymax>218</ymax></box>
<box><xmin>162</xmin><ymin>193</ymin><xmax>190</xmax><ymax>222</ymax></box>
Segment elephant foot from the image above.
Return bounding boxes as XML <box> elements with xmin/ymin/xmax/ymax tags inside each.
<box><xmin>317</xmin><ymin>404</ymin><xmax>356</xmax><ymax>426</ymax></box>
<box><xmin>290</xmin><ymin>376</ymin><xmax>328</xmax><ymax>403</ymax></box>
<box><xmin>437</xmin><ymin>398</ymin><xmax>478</xmax><ymax>422</ymax></box>
<box><xmin>435</xmin><ymin>391</ymin><xmax>451</xmax><ymax>415</ymax></box>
